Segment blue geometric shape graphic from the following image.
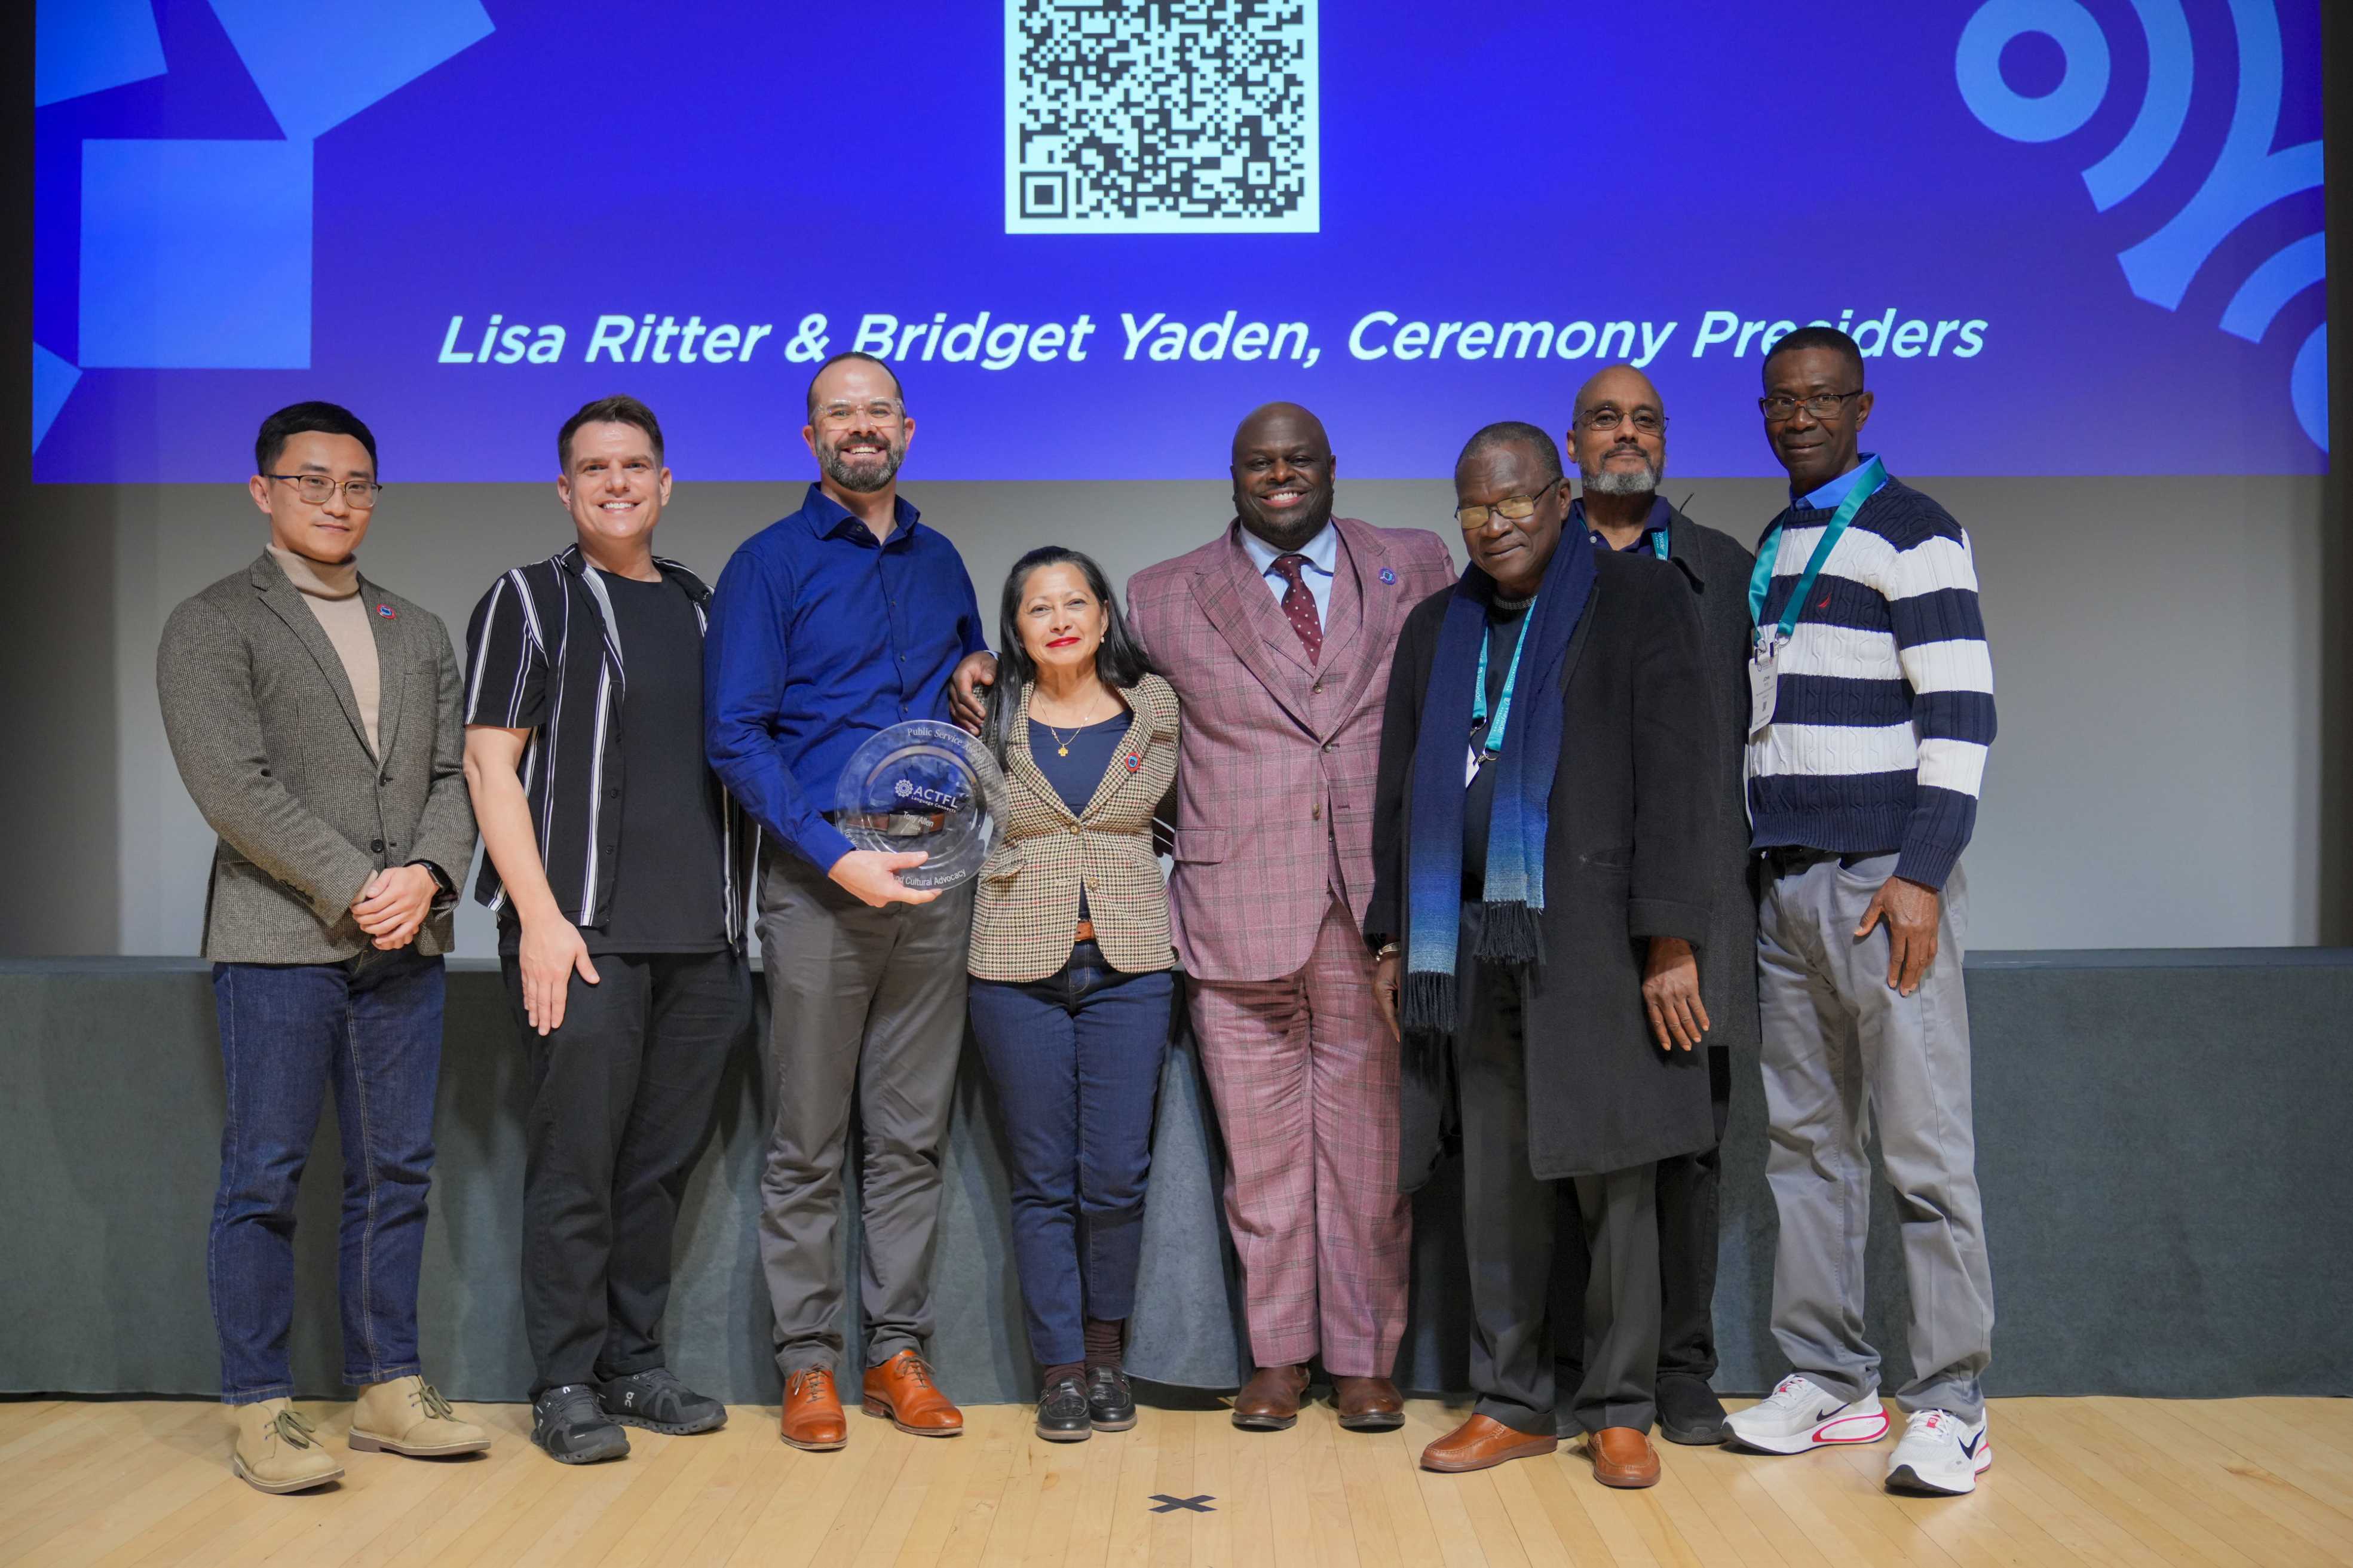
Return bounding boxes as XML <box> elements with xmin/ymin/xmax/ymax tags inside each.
<box><xmin>79</xmin><ymin>139</ymin><xmax>314</xmax><ymax>369</ymax></box>
<box><xmin>2222</xmin><ymin>232</ymin><xmax>2326</xmax><ymax>343</ymax></box>
<box><xmin>207</xmin><ymin>0</ymin><xmax>493</xmax><ymax>141</ymax></box>
<box><xmin>35</xmin><ymin>0</ymin><xmax>167</xmax><ymax>108</ymax></box>
<box><xmin>2290</xmin><ymin>324</ymin><xmax>2326</xmax><ymax>452</ymax></box>
<box><xmin>1957</xmin><ymin>0</ymin><xmax>2327</xmax><ymax>454</ymax></box>
<box><xmin>2081</xmin><ymin>0</ymin><xmax>2190</xmax><ymax>211</ymax></box>
<box><xmin>32</xmin><ymin>344</ymin><xmax>82</xmax><ymax>453</ymax></box>
<box><xmin>2115</xmin><ymin>0</ymin><xmax>2320</xmax><ymax>311</ymax></box>
<box><xmin>1954</xmin><ymin>0</ymin><xmax>2109</xmax><ymax>144</ymax></box>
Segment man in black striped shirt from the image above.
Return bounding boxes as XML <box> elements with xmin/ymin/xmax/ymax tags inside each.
<box><xmin>462</xmin><ymin>396</ymin><xmax>755</xmax><ymax>1465</ymax></box>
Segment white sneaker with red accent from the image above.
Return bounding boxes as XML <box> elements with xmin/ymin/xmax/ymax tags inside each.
<box><xmin>1885</xmin><ymin>1408</ymin><xmax>1992</xmax><ymax>1495</ymax></box>
<box><xmin>1724</xmin><ymin>1374</ymin><xmax>1890</xmax><ymax>1455</ymax></box>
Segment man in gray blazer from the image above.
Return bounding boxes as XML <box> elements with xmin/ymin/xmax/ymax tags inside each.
<box><xmin>157</xmin><ymin>401</ymin><xmax>488</xmax><ymax>1494</ymax></box>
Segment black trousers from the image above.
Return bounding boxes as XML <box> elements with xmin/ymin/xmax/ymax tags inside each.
<box><xmin>1558</xmin><ymin>1044</ymin><xmax>1731</xmax><ymax>1390</ymax></box>
<box><xmin>1456</xmin><ymin>925</ymin><xmax>1662</xmax><ymax>1437</ymax></box>
<box><xmin>503</xmin><ymin>949</ymin><xmax>750</xmax><ymax>1395</ymax></box>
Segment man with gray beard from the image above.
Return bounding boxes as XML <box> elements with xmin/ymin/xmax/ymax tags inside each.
<box><xmin>1555</xmin><ymin>365</ymin><xmax>1760</xmax><ymax>1447</ymax></box>
<box><xmin>706</xmin><ymin>352</ymin><xmax>998</xmax><ymax>1451</ymax></box>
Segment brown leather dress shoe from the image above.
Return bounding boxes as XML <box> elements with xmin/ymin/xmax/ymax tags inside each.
<box><xmin>1231</xmin><ymin>1364</ymin><xmax>1309</xmax><ymax>1430</ymax></box>
<box><xmin>862</xmin><ymin>1351</ymin><xmax>963</xmax><ymax>1437</ymax></box>
<box><xmin>1588</xmin><ymin>1426</ymin><xmax>1662</xmax><ymax>1488</ymax></box>
<box><xmin>1421</xmin><ymin>1413</ymin><xmax>1559</xmax><ymax>1472</ymax></box>
<box><xmin>780</xmin><ymin>1367</ymin><xmax>847</xmax><ymax>1452</ymax></box>
<box><xmin>1331</xmin><ymin>1376</ymin><xmax>1405</xmax><ymax>1432</ymax></box>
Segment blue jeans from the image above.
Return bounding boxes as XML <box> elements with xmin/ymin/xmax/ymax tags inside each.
<box><xmin>209</xmin><ymin>949</ymin><xmax>445</xmax><ymax>1404</ymax></box>
<box><xmin>967</xmin><ymin>944</ymin><xmax>1173</xmax><ymax>1368</ymax></box>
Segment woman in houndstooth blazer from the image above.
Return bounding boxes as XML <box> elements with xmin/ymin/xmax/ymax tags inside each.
<box><xmin>966</xmin><ymin>547</ymin><xmax>1180</xmax><ymax>1446</ymax></box>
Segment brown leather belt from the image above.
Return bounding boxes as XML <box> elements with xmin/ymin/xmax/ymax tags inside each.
<box><xmin>1073</xmin><ymin>919</ymin><xmax>1098</xmax><ymax>944</ymax></box>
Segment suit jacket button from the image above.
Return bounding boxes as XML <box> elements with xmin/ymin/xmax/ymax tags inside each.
<box><xmin>370</xmin><ymin>839</ymin><xmax>384</xmax><ymax>852</ymax></box>
<box><xmin>1312</xmin><ymin>682</ymin><xmax>1323</xmax><ymax>694</ymax></box>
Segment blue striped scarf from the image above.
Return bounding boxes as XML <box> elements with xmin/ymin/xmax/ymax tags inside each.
<box><xmin>1401</xmin><ymin>536</ymin><xmax>1596</xmax><ymax>1033</ymax></box>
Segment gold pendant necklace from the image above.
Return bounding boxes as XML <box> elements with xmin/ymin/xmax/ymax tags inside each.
<box><xmin>1041</xmin><ymin>698</ymin><xmax>1104</xmax><ymax>757</ymax></box>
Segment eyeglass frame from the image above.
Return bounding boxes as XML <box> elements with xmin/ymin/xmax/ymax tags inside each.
<box><xmin>1758</xmin><ymin>389</ymin><xmax>1864</xmax><ymax>422</ymax></box>
<box><xmin>1577</xmin><ymin>406</ymin><xmax>1669</xmax><ymax>435</ymax></box>
<box><xmin>813</xmin><ymin>399</ymin><xmax>907</xmax><ymax>428</ymax></box>
<box><xmin>1454</xmin><ymin>475</ymin><xmax>1564</xmax><ymax>532</ymax></box>
<box><xmin>263</xmin><ymin>473</ymin><xmax>384</xmax><ymax>508</ymax></box>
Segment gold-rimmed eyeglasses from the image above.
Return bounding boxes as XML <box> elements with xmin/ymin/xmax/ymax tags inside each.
<box><xmin>1454</xmin><ymin>476</ymin><xmax>1562</xmax><ymax>532</ymax></box>
<box><xmin>265</xmin><ymin>474</ymin><xmax>382</xmax><ymax>508</ymax></box>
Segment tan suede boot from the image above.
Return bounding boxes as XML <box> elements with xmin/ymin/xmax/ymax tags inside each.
<box><xmin>230</xmin><ymin>1399</ymin><xmax>344</xmax><ymax>1493</ymax></box>
<box><xmin>348</xmin><ymin>1376</ymin><xmax>492</xmax><ymax>1456</ymax></box>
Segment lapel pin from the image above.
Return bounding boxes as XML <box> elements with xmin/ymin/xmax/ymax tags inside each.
<box><xmin>377</xmin><ymin>603</ymin><xmax>397</xmax><ymax>618</ymax></box>
<box><xmin>1378</xmin><ymin>567</ymin><xmax>1397</xmax><ymax>585</ymax></box>
<box><xmin>1123</xmin><ymin>752</ymin><xmax>1142</xmax><ymax>772</ymax></box>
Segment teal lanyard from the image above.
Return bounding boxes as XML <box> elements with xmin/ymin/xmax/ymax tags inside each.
<box><xmin>1649</xmin><ymin>528</ymin><xmax>1670</xmax><ymax>561</ymax></box>
<box><xmin>1747</xmin><ymin>456</ymin><xmax>1888</xmax><ymax>648</ymax></box>
<box><xmin>1472</xmin><ymin>601</ymin><xmax>1537</xmax><ymax>759</ymax></box>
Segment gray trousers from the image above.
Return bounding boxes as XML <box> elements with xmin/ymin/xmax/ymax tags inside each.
<box><xmin>755</xmin><ymin>846</ymin><xmax>973</xmax><ymax>1377</ymax></box>
<box><xmin>1756</xmin><ymin>851</ymin><xmax>1994</xmax><ymax>1422</ymax></box>
<box><xmin>1457</xmin><ymin>925</ymin><xmax>1660</xmax><ymax>1437</ymax></box>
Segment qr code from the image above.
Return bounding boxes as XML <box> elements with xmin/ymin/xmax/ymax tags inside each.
<box><xmin>1006</xmin><ymin>0</ymin><xmax>1319</xmax><ymax>234</ymax></box>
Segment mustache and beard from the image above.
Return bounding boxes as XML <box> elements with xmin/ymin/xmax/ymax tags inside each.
<box><xmin>819</xmin><ymin>426</ymin><xmax>907</xmax><ymax>493</ymax></box>
<box><xmin>1581</xmin><ymin>445</ymin><xmax>1660</xmax><ymax>496</ymax></box>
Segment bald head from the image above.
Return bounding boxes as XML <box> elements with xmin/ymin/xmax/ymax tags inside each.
<box><xmin>1568</xmin><ymin>363</ymin><xmax>1667</xmax><ymax>497</ymax></box>
<box><xmin>1231</xmin><ymin>401</ymin><xmax>1329</xmax><ymax>464</ymax></box>
<box><xmin>1574</xmin><ymin>366</ymin><xmax>1661</xmax><ymax>425</ymax></box>
<box><xmin>1231</xmin><ymin>401</ymin><xmax>1337</xmax><ymax>552</ymax></box>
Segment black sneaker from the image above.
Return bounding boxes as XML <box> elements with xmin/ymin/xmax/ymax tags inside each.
<box><xmin>1036</xmin><ymin>1374</ymin><xmax>1093</xmax><ymax>1443</ymax></box>
<box><xmin>596</xmin><ymin>1367</ymin><xmax>728</xmax><ymax>1435</ymax></box>
<box><xmin>1086</xmin><ymin>1366</ymin><xmax>1137</xmax><ymax>1432</ymax></box>
<box><xmin>532</xmin><ymin>1384</ymin><xmax>630</xmax><ymax>1464</ymax></box>
<box><xmin>1656</xmin><ymin>1374</ymin><xmax>1729</xmax><ymax>1446</ymax></box>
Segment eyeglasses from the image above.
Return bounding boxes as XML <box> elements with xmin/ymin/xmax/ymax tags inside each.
<box><xmin>1759</xmin><ymin>390</ymin><xmax>1863</xmax><ymax>422</ymax></box>
<box><xmin>1454</xmin><ymin>476</ymin><xmax>1562</xmax><ymax>532</ymax></box>
<box><xmin>814</xmin><ymin>400</ymin><xmax>905</xmax><ymax>428</ymax></box>
<box><xmin>1580</xmin><ymin>407</ymin><xmax>1666</xmax><ymax>435</ymax></box>
<box><xmin>266</xmin><ymin>474</ymin><xmax>382</xmax><ymax>508</ymax></box>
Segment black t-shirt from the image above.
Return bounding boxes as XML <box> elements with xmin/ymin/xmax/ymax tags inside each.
<box><xmin>1463</xmin><ymin>599</ymin><xmax>1531</xmax><ymax>897</ymax></box>
<box><xmin>501</xmin><ymin>570</ymin><xmax>728</xmax><ymax>955</ymax></box>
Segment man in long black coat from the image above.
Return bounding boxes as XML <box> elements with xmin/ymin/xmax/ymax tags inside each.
<box><xmin>1554</xmin><ymin>366</ymin><xmax>1761</xmax><ymax>1447</ymax></box>
<box><xmin>1365</xmin><ymin>422</ymin><xmax>1717</xmax><ymax>1487</ymax></box>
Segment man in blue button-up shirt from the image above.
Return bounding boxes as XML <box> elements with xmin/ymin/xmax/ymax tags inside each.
<box><xmin>705</xmin><ymin>351</ymin><xmax>994</xmax><ymax>1450</ymax></box>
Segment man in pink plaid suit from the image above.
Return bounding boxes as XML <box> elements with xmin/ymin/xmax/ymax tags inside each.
<box><xmin>1126</xmin><ymin>403</ymin><xmax>1455</xmax><ymax>1432</ymax></box>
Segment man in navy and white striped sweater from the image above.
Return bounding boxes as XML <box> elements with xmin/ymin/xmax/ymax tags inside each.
<box><xmin>1722</xmin><ymin>328</ymin><xmax>1999</xmax><ymax>1499</ymax></box>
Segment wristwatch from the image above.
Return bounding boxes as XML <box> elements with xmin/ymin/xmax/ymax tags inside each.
<box><xmin>409</xmin><ymin>860</ymin><xmax>455</xmax><ymax>897</ymax></box>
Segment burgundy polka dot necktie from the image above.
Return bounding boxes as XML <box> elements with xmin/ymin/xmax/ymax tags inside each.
<box><xmin>1270</xmin><ymin>553</ymin><xmax>1322</xmax><ymax>664</ymax></box>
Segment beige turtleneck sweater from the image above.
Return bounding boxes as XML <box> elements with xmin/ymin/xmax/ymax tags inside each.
<box><xmin>268</xmin><ymin>542</ymin><xmax>382</xmax><ymax>756</ymax></box>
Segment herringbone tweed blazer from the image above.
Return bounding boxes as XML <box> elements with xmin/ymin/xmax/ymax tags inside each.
<box><xmin>158</xmin><ymin>551</ymin><xmax>476</xmax><ymax>963</ymax></box>
<box><xmin>967</xmin><ymin>673</ymin><xmax>1179</xmax><ymax>983</ymax></box>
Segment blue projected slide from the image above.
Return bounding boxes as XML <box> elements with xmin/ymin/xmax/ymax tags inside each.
<box><xmin>31</xmin><ymin>0</ymin><xmax>2329</xmax><ymax>481</ymax></box>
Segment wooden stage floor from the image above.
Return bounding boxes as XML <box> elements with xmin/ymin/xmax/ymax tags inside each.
<box><xmin>3</xmin><ymin>1394</ymin><xmax>2348</xmax><ymax>1567</ymax></box>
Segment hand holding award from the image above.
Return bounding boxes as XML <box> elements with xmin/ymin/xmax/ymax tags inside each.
<box><xmin>835</xmin><ymin>720</ymin><xmax>1009</xmax><ymax>893</ymax></box>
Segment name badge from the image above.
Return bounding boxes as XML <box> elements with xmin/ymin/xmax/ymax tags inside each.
<box><xmin>1748</xmin><ymin>635</ymin><xmax>1781</xmax><ymax>737</ymax></box>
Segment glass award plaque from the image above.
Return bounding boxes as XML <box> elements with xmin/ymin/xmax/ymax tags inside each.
<box><xmin>834</xmin><ymin>720</ymin><xmax>1009</xmax><ymax>890</ymax></box>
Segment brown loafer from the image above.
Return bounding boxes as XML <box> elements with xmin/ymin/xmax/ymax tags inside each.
<box><xmin>781</xmin><ymin>1366</ymin><xmax>847</xmax><ymax>1452</ymax></box>
<box><xmin>1230</xmin><ymin>1364</ymin><xmax>1309</xmax><ymax>1430</ymax></box>
<box><xmin>862</xmin><ymin>1350</ymin><xmax>963</xmax><ymax>1437</ymax></box>
<box><xmin>1331</xmin><ymin>1376</ymin><xmax>1405</xmax><ymax>1432</ymax></box>
<box><xmin>1421</xmin><ymin>1413</ymin><xmax>1559</xmax><ymax>1472</ymax></box>
<box><xmin>1588</xmin><ymin>1426</ymin><xmax>1662</xmax><ymax>1488</ymax></box>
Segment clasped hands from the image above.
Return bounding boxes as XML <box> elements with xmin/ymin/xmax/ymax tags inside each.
<box><xmin>350</xmin><ymin>863</ymin><xmax>440</xmax><ymax>950</ymax></box>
